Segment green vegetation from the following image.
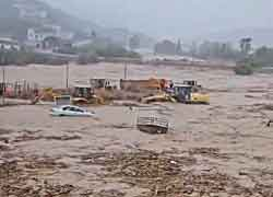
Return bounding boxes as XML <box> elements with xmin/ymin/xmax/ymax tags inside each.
<box><xmin>251</xmin><ymin>46</ymin><xmax>273</xmax><ymax>67</ymax></box>
<box><xmin>0</xmin><ymin>39</ymin><xmax>141</xmax><ymax>66</ymax></box>
<box><xmin>129</xmin><ymin>35</ymin><xmax>141</xmax><ymax>50</ymax></box>
<box><xmin>234</xmin><ymin>64</ymin><xmax>254</xmax><ymax>75</ymax></box>
<box><xmin>154</xmin><ymin>40</ymin><xmax>177</xmax><ymax>55</ymax></box>
<box><xmin>240</xmin><ymin>38</ymin><xmax>252</xmax><ymax>55</ymax></box>
<box><xmin>0</xmin><ymin>49</ymin><xmax>68</xmax><ymax>66</ymax></box>
<box><xmin>154</xmin><ymin>39</ymin><xmax>241</xmax><ymax>60</ymax></box>
<box><xmin>96</xmin><ymin>44</ymin><xmax>140</xmax><ymax>58</ymax></box>
<box><xmin>234</xmin><ymin>45</ymin><xmax>273</xmax><ymax>75</ymax></box>
<box><xmin>77</xmin><ymin>41</ymin><xmax>141</xmax><ymax>59</ymax></box>
<box><xmin>197</xmin><ymin>41</ymin><xmax>241</xmax><ymax>60</ymax></box>
<box><xmin>77</xmin><ymin>53</ymin><xmax>98</xmax><ymax>65</ymax></box>
<box><xmin>176</xmin><ymin>39</ymin><xmax>182</xmax><ymax>55</ymax></box>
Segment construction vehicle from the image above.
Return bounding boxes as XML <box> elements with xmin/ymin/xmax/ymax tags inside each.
<box><xmin>183</xmin><ymin>80</ymin><xmax>198</xmax><ymax>87</ymax></box>
<box><xmin>55</xmin><ymin>95</ymin><xmax>71</xmax><ymax>106</ymax></box>
<box><xmin>120</xmin><ymin>78</ymin><xmax>167</xmax><ymax>92</ymax></box>
<box><xmin>73</xmin><ymin>84</ymin><xmax>94</xmax><ymax>99</ymax></box>
<box><xmin>141</xmin><ymin>93</ymin><xmax>176</xmax><ymax>104</ymax></box>
<box><xmin>72</xmin><ymin>83</ymin><xmax>104</xmax><ymax>105</ymax></box>
<box><xmin>183</xmin><ymin>80</ymin><xmax>203</xmax><ymax>91</ymax></box>
<box><xmin>170</xmin><ymin>84</ymin><xmax>209</xmax><ymax>104</ymax></box>
<box><xmin>31</xmin><ymin>88</ymin><xmax>61</xmax><ymax>105</ymax></box>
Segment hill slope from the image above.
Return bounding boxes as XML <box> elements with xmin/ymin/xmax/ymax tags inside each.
<box><xmin>0</xmin><ymin>0</ymin><xmax>96</xmax><ymax>41</ymax></box>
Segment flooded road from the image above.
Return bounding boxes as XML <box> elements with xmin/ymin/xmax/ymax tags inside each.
<box><xmin>1</xmin><ymin>63</ymin><xmax>273</xmax><ymax>196</ymax></box>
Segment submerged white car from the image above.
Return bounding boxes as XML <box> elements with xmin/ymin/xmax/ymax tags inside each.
<box><xmin>50</xmin><ymin>105</ymin><xmax>96</xmax><ymax>117</ymax></box>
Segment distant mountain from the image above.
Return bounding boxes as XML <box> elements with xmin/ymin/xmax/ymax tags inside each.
<box><xmin>207</xmin><ymin>27</ymin><xmax>273</xmax><ymax>47</ymax></box>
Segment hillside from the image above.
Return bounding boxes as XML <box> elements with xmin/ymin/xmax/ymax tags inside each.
<box><xmin>41</xmin><ymin>0</ymin><xmax>156</xmax><ymax>48</ymax></box>
<box><xmin>0</xmin><ymin>0</ymin><xmax>155</xmax><ymax>48</ymax></box>
<box><xmin>0</xmin><ymin>0</ymin><xmax>97</xmax><ymax>41</ymax></box>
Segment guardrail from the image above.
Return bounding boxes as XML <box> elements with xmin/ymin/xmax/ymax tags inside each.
<box><xmin>137</xmin><ymin>116</ymin><xmax>169</xmax><ymax>128</ymax></box>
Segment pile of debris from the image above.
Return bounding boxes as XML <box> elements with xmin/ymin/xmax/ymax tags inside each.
<box><xmin>0</xmin><ymin>157</ymin><xmax>71</xmax><ymax>197</ymax></box>
<box><xmin>189</xmin><ymin>147</ymin><xmax>230</xmax><ymax>160</ymax></box>
<box><xmin>80</xmin><ymin>150</ymin><xmax>273</xmax><ymax>197</ymax></box>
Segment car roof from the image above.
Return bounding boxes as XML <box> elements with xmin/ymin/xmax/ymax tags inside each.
<box><xmin>61</xmin><ymin>105</ymin><xmax>82</xmax><ymax>109</ymax></box>
<box><xmin>174</xmin><ymin>84</ymin><xmax>191</xmax><ymax>88</ymax></box>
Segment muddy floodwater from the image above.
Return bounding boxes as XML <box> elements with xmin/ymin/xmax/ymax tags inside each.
<box><xmin>1</xmin><ymin>63</ymin><xmax>273</xmax><ymax>196</ymax></box>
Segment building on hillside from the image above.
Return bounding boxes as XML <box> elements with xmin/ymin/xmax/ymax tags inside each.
<box><xmin>26</xmin><ymin>26</ymin><xmax>74</xmax><ymax>51</ymax></box>
<box><xmin>0</xmin><ymin>37</ymin><xmax>20</xmax><ymax>50</ymax></box>
<box><xmin>26</xmin><ymin>27</ymin><xmax>57</xmax><ymax>48</ymax></box>
<box><xmin>43</xmin><ymin>36</ymin><xmax>73</xmax><ymax>53</ymax></box>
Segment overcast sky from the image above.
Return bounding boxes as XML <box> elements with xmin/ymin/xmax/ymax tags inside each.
<box><xmin>43</xmin><ymin>0</ymin><xmax>273</xmax><ymax>39</ymax></box>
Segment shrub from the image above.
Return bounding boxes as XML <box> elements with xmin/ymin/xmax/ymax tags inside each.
<box><xmin>0</xmin><ymin>49</ymin><xmax>69</xmax><ymax>66</ymax></box>
<box><xmin>234</xmin><ymin>64</ymin><xmax>254</xmax><ymax>75</ymax></box>
<box><xmin>77</xmin><ymin>42</ymin><xmax>141</xmax><ymax>59</ymax></box>
<box><xmin>77</xmin><ymin>53</ymin><xmax>99</xmax><ymax>65</ymax></box>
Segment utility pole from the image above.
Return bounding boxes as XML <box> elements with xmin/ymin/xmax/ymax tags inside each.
<box><xmin>124</xmin><ymin>64</ymin><xmax>128</xmax><ymax>80</ymax></box>
<box><xmin>65</xmin><ymin>63</ymin><xmax>69</xmax><ymax>91</ymax></box>
<box><xmin>1</xmin><ymin>54</ymin><xmax>5</xmax><ymax>105</ymax></box>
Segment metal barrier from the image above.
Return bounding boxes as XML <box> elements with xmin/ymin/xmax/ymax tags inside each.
<box><xmin>137</xmin><ymin>116</ymin><xmax>169</xmax><ymax>128</ymax></box>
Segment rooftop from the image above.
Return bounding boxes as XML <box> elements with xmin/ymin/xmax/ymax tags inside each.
<box><xmin>31</xmin><ymin>27</ymin><xmax>57</xmax><ymax>34</ymax></box>
<box><xmin>0</xmin><ymin>37</ymin><xmax>19</xmax><ymax>45</ymax></box>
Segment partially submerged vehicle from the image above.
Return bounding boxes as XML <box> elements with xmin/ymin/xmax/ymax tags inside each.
<box><xmin>50</xmin><ymin>105</ymin><xmax>96</xmax><ymax>117</ymax></box>
<box><xmin>137</xmin><ymin>116</ymin><xmax>169</xmax><ymax>134</ymax></box>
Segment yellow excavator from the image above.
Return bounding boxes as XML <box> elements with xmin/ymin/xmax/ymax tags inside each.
<box><xmin>141</xmin><ymin>80</ymin><xmax>209</xmax><ymax>105</ymax></box>
<box><xmin>141</xmin><ymin>93</ymin><xmax>177</xmax><ymax>104</ymax></box>
<box><xmin>170</xmin><ymin>82</ymin><xmax>210</xmax><ymax>104</ymax></box>
<box><xmin>31</xmin><ymin>88</ymin><xmax>60</xmax><ymax>104</ymax></box>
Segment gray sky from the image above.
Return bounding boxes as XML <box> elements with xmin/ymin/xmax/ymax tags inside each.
<box><xmin>43</xmin><ymin>0</ymin><xmax>273</xmax><ymax>39</ymax></box>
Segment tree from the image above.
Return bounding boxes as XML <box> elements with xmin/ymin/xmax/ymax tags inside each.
<box><xmin>240</xmin><ymin>38</ymin><xmax>252</xmax><ymax>55</ymax></box>
<box><xmin>154</xmin><ymin>40</ymin><xmax>176</xmax><ymax>55</ymax></box>
<box><xmin>91</xmin><ymin>31</ymin><xmax>97</xmax><ymax>38</ymax></box>
<box><xmin>234</xmin><ymin>64</ymin><xmax>254</xmax><ymax>75</ymax></box>
<box><xmin>176</xmin><ymin>39</ymin><xmax>182</xmax><ymax>55</ymax></box>
<box><xmin>252</xmin><ymin>46</ymin><xmax>273</xmax><ymax>67</ymax></box>
<box><xmin>189</xmin><ymin>41</ymin><xmax>198</xmax><ymax>57</ymax></box>
<box><xmin>129</xmin><ymin>35</ymin><xmax>140</xmax><ymax>50</ymax></box>
<box><xmin>197</xmin><ymin>41</ymin><xmax>240</xmax><ymax>60</ymax></box>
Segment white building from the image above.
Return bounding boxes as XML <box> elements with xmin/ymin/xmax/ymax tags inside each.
<box><xmin>26</xmin><ymin>27</ymin><xmax>58</xmax><ymax>48</ymax></box>
<box><xmin>27</xmin><ymin>27</ymin><xmax>56</xmax><ymax>42</ymax></box>
<box><xmin>0</xmin><ymin>37</ymin><xmax>20</xmax><ymax>50</ymax></box>
<box><xmin>26</xmin><ymin>26</ymin><xmax>74</xmax><ymax>49</ymax></box>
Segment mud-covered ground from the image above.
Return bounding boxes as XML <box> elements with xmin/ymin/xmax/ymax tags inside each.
<box><xmin>1</xmin><ymin>63</ymin><xmax>273</xmax><ymax>196</ymax></box>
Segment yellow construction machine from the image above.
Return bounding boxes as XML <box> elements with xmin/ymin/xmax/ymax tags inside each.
<box><xmin>171</xmin><ymin>84</ymin><xmax>209</xmax><ymax>104</ymax></box>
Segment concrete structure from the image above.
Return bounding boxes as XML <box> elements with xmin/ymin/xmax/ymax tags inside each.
<box><xmin>27</xmin><ymin>27</ymin><xmax>57</xmax><ymax>48</ymax></box>
<box><xmin>0</xmin><ymin>37</ymin><xmax>20</xmax><ymax>50</ymax></box>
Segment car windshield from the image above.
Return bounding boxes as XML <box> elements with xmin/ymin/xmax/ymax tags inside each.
<box><xmin>69</xmin><ymin>107</ymin><xmax>84</xmax><ymax>113</ymax></box>
<box><xmin>62</xmin><ymin>106</ymin><xmax>71</xmax><ymax>111</ymax></box>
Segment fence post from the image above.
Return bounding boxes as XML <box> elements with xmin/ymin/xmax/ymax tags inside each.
<box><xmin>1</xmin><ymin>57</ymin><xmax>5</xmax><ymax>105</ymax></box>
